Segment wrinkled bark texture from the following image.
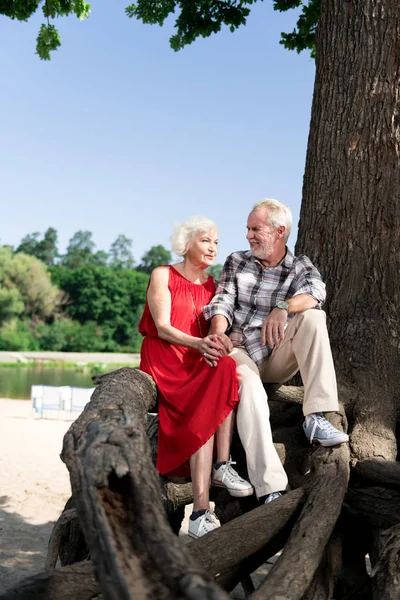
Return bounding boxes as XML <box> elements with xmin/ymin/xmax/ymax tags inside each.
<box><xmin>297</xmin><ymin>0</ymin><xmax>400</xmax><ymax>462</ymax></box>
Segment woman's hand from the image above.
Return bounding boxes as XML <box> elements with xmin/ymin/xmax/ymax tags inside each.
<box><xmin>197</xmin><ymin>335</ymin><xmax>225</xmax><ymax>367</ymax></box>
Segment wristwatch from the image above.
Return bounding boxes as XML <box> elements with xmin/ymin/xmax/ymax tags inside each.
<box><xmin>276</xmin><ymin>300</ymin><xmax>289</xmax><ymax>312</ymax></box>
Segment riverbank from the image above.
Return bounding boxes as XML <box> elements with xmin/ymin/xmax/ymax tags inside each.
<box><xmin>0</xmin><ymin>351</ymin><xmax>140</xmax><ymax>364</ymax></box>
<box><xmin>0</xmin><ymin>355</ymin><xmax>140</xmax><ymax>400</ymax></box>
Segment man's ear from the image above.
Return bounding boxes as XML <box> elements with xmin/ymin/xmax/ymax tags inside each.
<box><xmin>277</xmin><ymin>226</ymin><xmax>286</xmax><ymax>239</ymax></box>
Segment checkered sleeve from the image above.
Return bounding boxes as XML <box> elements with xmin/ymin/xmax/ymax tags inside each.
<box><xmin>203</xmin><ymin>254</ymin><xmax>237</xmax><ymax>325</ymax></box>
<box><xmin>291</xmin><ymin>255</ymin><xmax>326</xmax><ymax>305</ymax></box>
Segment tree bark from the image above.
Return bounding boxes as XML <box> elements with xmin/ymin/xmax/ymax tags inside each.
<box><xmin>0</xmin><ymin>562</ymin><xmax>99</xmax><ymax>600</ymax></box>
<box><xmin>352</xmin><ymin>458</ymin><xmax>400</xmax><ymax>490</ymax></box>
<box><xmin>370</xmin><ymin>525</ymin><xmax>400</xmax><ymax>599</ymax></box>
<box><xmin>301</xmin><ymin>535</ymin><xmax>342</xmax><ymax>600</ymax></box>
<box><xmin>45</xmin><ymin>508</ymin><xmax>79</xmax><ymax>570</ymax></box>
<box><xmin>297</xmin><ymin>0</ymin><xmax>400</xmax><ymax>461</ymax></box>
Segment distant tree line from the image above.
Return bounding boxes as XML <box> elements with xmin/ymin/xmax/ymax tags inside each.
<box><xmin>0</xmin><ymin>228</ymin><xmax>222</xmax><ymax>353</ymax></box>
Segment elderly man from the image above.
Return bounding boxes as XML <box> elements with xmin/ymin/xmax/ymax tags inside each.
<box><xmin>204</xmin><ymin>198</ymin><xmax>348</xmax><ymax>503</ymax></box>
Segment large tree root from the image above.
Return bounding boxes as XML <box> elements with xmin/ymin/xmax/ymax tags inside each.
<box><xmin>352</xmin><ymin>458</ymin><xmax>400</xmax><ymax>490</ymax></box>
<box><xmin>301</xmin><ymin>535</ymin><xmax>342</xmax><ymax>600</ymax></box>
<box><xmin>345</xmin><ymin>486</ymin><xmax>400</xmax><ymax>529</ymax></box>
<box><xmin>45</xmin><ymin>508</ymin><xmax>78</xmax><ymax>570</ymax></box>
<box><xmin>191</xmin><ymin>488</ymin><xmax>305</xmax><ymax>589</ymax></box>
<box><xmin>60</xmin><ymin>367</ymin><xmax>229</xmax><ymax>600</ymax></box>
<box><xmin>0</xmin><ymin>562</ymin><xmax>99</xmax><ymax>600</ymax></box>
<box><xmin>370</xmin><ymin>524</ymin><xmax>400</xmax><ymax>599</ymax></box>
<box><xmin>251</xmin><ymin>442</ymin><xmax>350</xmax><ymax>599</ymax></box>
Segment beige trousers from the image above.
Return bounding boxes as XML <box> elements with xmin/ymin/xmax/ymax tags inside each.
<box><xmin>230</xmin><ymin>309</ymin><xmax>339</xmax><ymax>498</ymax></box>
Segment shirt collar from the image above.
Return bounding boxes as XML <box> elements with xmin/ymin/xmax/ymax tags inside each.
<box><xmin>281</xmin><ymin>247</ymin><xmax>294</xmax><ymax>268</ymax></box>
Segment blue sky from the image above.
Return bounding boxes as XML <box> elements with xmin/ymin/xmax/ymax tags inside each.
<box><xmin>0</xmin><ymin>1</ymin><xmax>315</xmax><ymax>265</ymax></box>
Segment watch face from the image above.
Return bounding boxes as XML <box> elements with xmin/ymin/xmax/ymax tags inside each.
<box><xmin>277</xmin><ymin>301</ymin><xmax>289</xmax><ymax>310</ymax></box>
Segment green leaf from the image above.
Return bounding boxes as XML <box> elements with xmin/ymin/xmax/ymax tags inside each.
<box><xmin>36</xmin><ymin>23</ymin><xmax>61</xmax><ymax>60</ymax></box>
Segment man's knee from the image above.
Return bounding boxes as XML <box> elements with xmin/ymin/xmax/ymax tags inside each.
<box><xmin>236</xmin><ymin>361</ymin><xmax>260</xmax><ymax>378</ymax></box>
<box><xmin>296</xmin><ymin>308</ymin><xmax>326</xmax><ymax>330</ymax></box>
<box><xmin>236</xmin><ymin>363</ymin><xmax>265</xmax><ymax>395</ymax></box>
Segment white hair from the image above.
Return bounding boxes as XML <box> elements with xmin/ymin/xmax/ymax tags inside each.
<box><xmin>252</xmin><ymin>198</ymin><xmax>292</xmax><ymax>242</ymax></box>
<box><xmin>171</xmin><ymin>215</ymin><xmax>218</xmax><ymax>257</ymax></box>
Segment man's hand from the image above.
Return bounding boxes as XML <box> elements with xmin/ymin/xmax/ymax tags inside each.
<box><xmin>213</xmin><ymin>333</ymin><xmax>233</xmax><ymax>355</ymax></box>
<box><xmin>261</xmin><ymin>308</ymin><xmax>288</xmax><ymax>348</ymax></box>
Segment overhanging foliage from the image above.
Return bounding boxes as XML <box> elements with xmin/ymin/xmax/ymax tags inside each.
<box><xmin>2</xmin><ymin>0</ymin><xmax>320</xmax><ymax>59</ymax></box>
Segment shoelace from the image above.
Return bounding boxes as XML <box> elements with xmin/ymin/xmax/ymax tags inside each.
<box><xmin>220</xmin><ymin>460</ymin><xmax>244</xmax><ymax>484</ymax></box>
<box><xmin>203</xmin><ymin>510</ymin><xmax>219</xmax><ymax>531</ymax></box>
<box><xmin>308</xmin><ymin>414</ymin><xmax>338</xmax><ymax>444</ymax></box>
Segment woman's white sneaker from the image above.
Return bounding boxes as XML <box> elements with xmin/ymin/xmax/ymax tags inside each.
<box><xmin>212</xmin><ymin>460</ymin><xmax>254</xmax><ymax>497</ymax></box>
<box><xmin>188</xmin><ymin>509</ymin><xmax>220</xmax><ymax>539</ymax></box>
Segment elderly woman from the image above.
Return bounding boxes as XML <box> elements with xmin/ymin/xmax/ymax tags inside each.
<box><xmin>139</xmin><ymin>216</ymin><xmax>252</xmax><ymax>539</ymax></box>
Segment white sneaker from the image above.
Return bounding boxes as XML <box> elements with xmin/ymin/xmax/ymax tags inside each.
<box><xmin>303</xmin><ymin>413</ymin><xmax>349</xmax><ymax>447</ymax></box>
<box><xmin>188</xmin><ymin>509</ymin><xmax>220</xmax><ymax>539</ymax></box>
<box><xmin>212</xmin><ymin>460</ymin><xmax>254</xmax><ymax>497</ymax></box>
<box><xmin>264</xmin><ymin>491</ymin><xmax>282</xmax><ymax>504</ymax></box>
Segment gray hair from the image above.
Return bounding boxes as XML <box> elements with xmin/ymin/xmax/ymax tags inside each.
<box><xmin>252</xmin><ymin>198</ymin><xmax>292</xmax><ymax>242</ymax></box>
<box><xmin>171</xmin><ymin>215</ymin><xmax>218</xmax><ymax>256</ymax></box>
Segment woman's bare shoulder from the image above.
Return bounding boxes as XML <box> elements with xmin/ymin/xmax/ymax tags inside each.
<box><xmin>149</xmin><ymin>265</ymin><xmax>171</xmax><ymax>286</ymax></box>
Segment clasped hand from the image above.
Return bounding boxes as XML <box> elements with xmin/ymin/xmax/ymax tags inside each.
<box><xmin>198</xmin><ymin>334</ymin><xmax>233</xmax><ymax>367</ymax></box>
<box><xmin>261</xmin><ymin>308</ymin><xmax>288</xmax><ymax>348</ymax></box>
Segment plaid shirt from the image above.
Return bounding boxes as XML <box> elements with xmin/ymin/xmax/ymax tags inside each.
<box><xmin>203</xmin><ymin>249</ymin><xmax>326</xmax><ymax>365</ymax></box>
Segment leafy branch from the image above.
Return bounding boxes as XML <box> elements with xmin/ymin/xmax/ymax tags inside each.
<box><xmin>1</xmin><ymin>0</ymin><xmax>90</xmax><ymax>59</ymax></box>
<box><xmin>2</xmin><ymin>0</ymin><xmax>320</xmax><ymax>59</ymax></box>
<box><xmin>126</xmin><ymin>0</ymin><xmax>320</xmax><ymax>56</ymax></box>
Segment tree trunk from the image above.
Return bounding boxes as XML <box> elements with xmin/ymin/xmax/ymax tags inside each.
<box><xmin>296</xmin><ymin>0</ymin><xmax>400</xmax><ymax>461</ymax></box>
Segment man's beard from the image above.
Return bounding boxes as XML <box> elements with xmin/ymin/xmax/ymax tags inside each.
<box><xmin>250</xmin><ymin>240</ymin><xmax>274</xmax><ymax>261</ymax></box>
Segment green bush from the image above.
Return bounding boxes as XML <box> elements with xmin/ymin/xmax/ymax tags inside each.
<box><xmin>36</xmin><ymin>319</ymin><xmax>119</xmax><ymax>352</ymax></box>
<box><xmin>0</xmin><ymin>320</ymin><xmax>40</xmax><ymax>351</ymax></box>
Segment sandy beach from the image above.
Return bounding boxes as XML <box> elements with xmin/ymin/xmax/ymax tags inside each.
<box><xmin>0</xmin><ymin>399</ymin><xmax>72</xmax><ymax>590</ymax></box>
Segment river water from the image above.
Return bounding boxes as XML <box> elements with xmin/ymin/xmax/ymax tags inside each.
<box><xmin>0</xmin><ymin>367</ymin><xmax>95</xmax><ymax>400</ymax></box>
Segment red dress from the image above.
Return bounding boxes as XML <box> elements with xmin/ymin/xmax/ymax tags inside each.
<box><xmin>139</xmin><ymin>265</ymin><xmax>239</xmax><ymax>476</ymax></box>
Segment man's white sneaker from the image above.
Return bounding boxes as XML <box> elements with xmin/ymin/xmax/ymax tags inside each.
<box><xmin>188</xmin><ymin>509</ymin><xmax>220</xmax><ymax>539</ymax></box>
<box><xmin>212</xmin><ymin>460</ymin><xmax>254</xmax><ymax>497</ymax></box>
<box><xmin>303</xmin><ymin>413</ymin><xmax>349</xmax><ymax>447</ymax></box>
<box><xmin>264</xmin><ymin>491</ymin><xmax>282</xmax><ymax>504</ymax></box>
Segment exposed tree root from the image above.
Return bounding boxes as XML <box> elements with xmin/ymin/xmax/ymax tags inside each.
<box><xmin>190</xmin><ymin>488</ymin><xmax>305</xmax><ymax>588</ymax></box>
<box><xmin>45</xmin><ymin>508</ymin><xmax>78</xmax><ymax>569</ymax></box>
<box><xmin>0</xmin><ymin>562</ymin><xmax>99</xmax><ymax>600</ymax></box>
<box><xmin>352</xmin><ymin>458</ymin><xmax>400</xmax><ymax>490</ymax></box>
<box><xmin>251</xmin><ymin>443</ymin><xmax>350</xmax><ymax>599</ymax></box>
<box><xmin>370</xmin><ymin>524</ymin><xmax>400</xmax><ymax>599</ymax></box>
<box><xmin>302</xmin><ymin>535</ymin><xmax>342</xmax><ymax>600</ymax></box>
<box><xmin>345</xmin><ymin>487</ymin><xmax>400</xmax><ymax>529</ymax></box>
<box><xmin>60</xmin><ymin>367</ymin><xmax>230</xmax><ymax>600</ymax></box>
